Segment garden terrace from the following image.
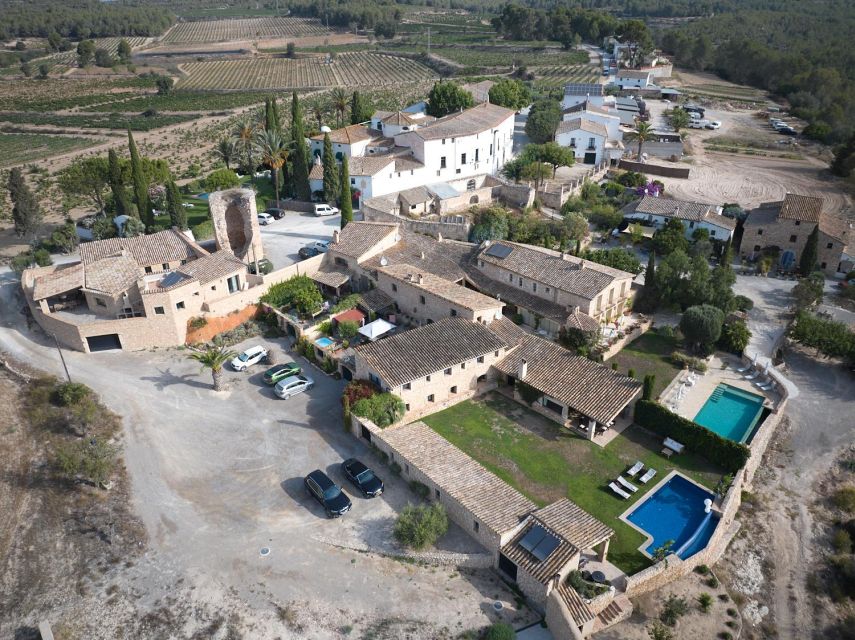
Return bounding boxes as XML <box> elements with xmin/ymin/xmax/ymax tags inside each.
<box><xmin>607</xmin><ymin>331</ymin><xmax>682</xmax><ymax>400</ymax></box>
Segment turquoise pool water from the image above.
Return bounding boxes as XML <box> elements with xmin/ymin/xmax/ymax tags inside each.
<box><xmin>625</xmin><ymin>474</ymin><xmax>718</xmax><ymax>560</ymax></box>
<box><xmin>693</xmin><ymin>383</ymin><xmax>764</xmax><ymax>443</ymax></box>
<box><xmin>314</xmin><ymin>337</ymin><xmax>334</xmax><ymax>349</ymax></box>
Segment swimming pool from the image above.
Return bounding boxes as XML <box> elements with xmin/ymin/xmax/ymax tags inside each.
<box><xmin>314</xmin><ymin>337</ymin><xmax>335</xmax><ymax>349</ymax></box>
<box><xmin>693</xmin><ymin>383</ymin><xmax>765</xmax><ymax>443</ymax></box>
<box><xmin>624</xmin><ymin>473</ymin><xmax>718</xmax><ymax>560</ymax></box>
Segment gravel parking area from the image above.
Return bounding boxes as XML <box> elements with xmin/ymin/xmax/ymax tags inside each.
<box><xmin>258</xmin><ymin>210</ymin><xmax>341</xmax><ymax>269</ymax></box>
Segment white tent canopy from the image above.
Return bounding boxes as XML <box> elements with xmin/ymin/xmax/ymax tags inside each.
<box><xmin>359</xmin><ymin>318</ymin><xmax>395</xmax><ymax>342</ymax></box>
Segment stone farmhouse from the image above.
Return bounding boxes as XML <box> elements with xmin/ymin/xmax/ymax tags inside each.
<box><xmin>742</xmin><ymin>192</ymin><xmax>854</xmax><ymax>276</ymax></box>
<box><xmin>621</xmin><ymin>194</ymin><xmax>736</xmax><ymax>242</ymax></box>
<box><xmin>308</xmin><ymin>102</ymin><xmax>516</xmax><ymax>209</ymax></box>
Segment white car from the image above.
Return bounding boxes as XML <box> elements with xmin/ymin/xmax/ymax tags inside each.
<box><xmin>313</xmin><ymin>203</ymin><xmax>340</xmax><ymax>217</ymax></box>
<box><xmin>705</xmin><ymin>120</ymin><xmax>721</xmax><ymax>130</ymax></box>
<box><xmin>274</xmin><ymin>374</ymin><xmax>315</xmax><ymax>399</ymax></box>
<box><xmin>689</xmin><ymin>119</ymin><xmax>708</xmax><ymax>129</ymax></box>
<box><xmin>305</xmin><ymin>240</ymin><xmax>331</xmax><ymax>253</ymax></box>
<box><xmin>258</xmin><ymin>212</ymin><xmax>273</xmax><ymax>225</ymax></box>
<box><xmin>231</xmin><ymin>345</ymin><xmax>269</xmax><ymax>371</ymax></box>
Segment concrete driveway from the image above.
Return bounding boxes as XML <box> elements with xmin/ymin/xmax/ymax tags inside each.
<box><xmin>258</xmin><ymin>210</ymin><xmax>341</xmax><ymax>269</ymax></box>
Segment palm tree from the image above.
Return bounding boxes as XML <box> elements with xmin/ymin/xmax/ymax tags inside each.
<box><xmin>233</xmin><ymin>117</ymin><xmax>256</xmax><ymax>181</ymax></box>
<box><xmin>330</xmin><ymin>87</ymin><xmax>349</xmax><ymax>127</ymax></box>
<box><xmin>626</xmin><ymin>120</ymin><xmax>654</xmax><ymax>161</ymax></box>
<box><xmin>187</xmin><ymin>345</ymin><xmax>236</xmax><ymax>392</ymax></box>
<box><xmin>214</xmin><ymin>138</ymin><xmax>237</xmax><ymax>170</ymax></box>
<box><xmin>255</xmin><ymin>129</ymin><xmax>290</xmax><ymax>209</ymax></box>
<box><xmin>311</xmin><ymin>101</ymin><xmax>327</xmax><ymax>130</ymax></box>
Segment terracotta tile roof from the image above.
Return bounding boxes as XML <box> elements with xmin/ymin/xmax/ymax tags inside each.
<box><xmin>624</xmin><ymin>195</ymin><xmax>736</xmax><ymax>230</ymax></box>
<box><xmin>362</xmin><ymin>230</ymin><xmax>473</xmax><ymax>282</ymax></box>
<box><xmin>175</xmin><ymin>250</ymin><xmax>244</xmax><ymax>285</ymax></box>
<box><xmin>413</xmin><ymin>102</ymin><xmax>514</xmax><ymax>141</ymax></box>
<box><xmin>357</xmin><ymin>287</ymin><xmax>395</xmax><ymax>312</ymax></box>
<box><xmin>501</xmin><ymin>520</ymin><xmax>579</xmax><ymax>584</ymax></box>
<box><xmin>78</xmin><ymin>229</ymin><xmax>197</xmax><ymax>268</ymax></box>
<box><xmin>486</xmin><ymin>316</ymin><xmax>528</xmax><ymax>346</ymax></box>
<box><xmin>464</xmin><ymin>264</ymin><xmax>571</xmax><ymax>324</ymax></box>
<box><xmin>562</xmin><ymin>101</ymin><xmax>612</xmax><ymax>116</ymax></box>
<box><xmin>84</xmin><ymin>252</ymin><xmax>141</xmax><ymax>295</ymax></box>
<box><xmin>819</xmin><ymin>215</ymin><xmax>852</xmax><ymax>244</ymax></box>
<box><xmin>382</xmin><ymin>111</ymin><xmax>421</xmax><ymax>126</ymax></box>
<box><xmin>381</xmin><ymin>421</ymin><xmax>536</xmax><ymax>534</ymax></box>
<box><xmin>494</xmin><ymin>334</ymin><xmax>641</xmax><ymax>424</ymax></box>
<box><xmin>556</xmin><ymin>583</ymin><xmax>596</xmax><ymax>626</ymax></box>
<box><xmin>778</xmin><ymin>193</ymin><xmax>823</xmax><ymax>222</ymax></box>
<box><xmin>556</xmin><ymin>118</ymin><xmax>609</xmax><ymax>138</ymax></box>
<box><xmin>310</xmin><ymin>124</ymin><xmax>377</xmax><ymax>145</ymax></box>
<box><xmin>565</xmin><ymin>309</ymin><xmax>600</xmax><ymax>333</ymax></box>
<box><xmin>380</xmin><ymin>263</ymin><xmax>502</xmax><ymax>312</ymax></box>
<box><xmin>398</xmin><ymin>185</ymin><xmax>432</xmax><ymax>205</ymax></box>
<box><xmin>354</xmin><ymin>316</ymin><xmax>507</xmax><ymax>387</ymax></box>
<box><xmin>32</xmin><ymin>262</ymin><xmax>85</xmax><ymax>301</ymax></box>
<box><xmin>534</xmin><ymin>498</ymin><xmax>613</xmax><ymax>551</ymax></box>
<box><xmin>331</xmin><ymin>221</ymin><xmax>399</xmax><ymax>259</ymax></box>
<box><xmin>477</xmin><ymin>241</ymin><xmax>633</xmax><ymax>300</ymax></box>
<box><xmin>393</xmin><ymin>157</ymin><xmax>424</xmax><ymax>172</ymax></box>
<box><xmin>311</xmin><ymin>265</ymin><xmax>351</xmax><ymax>288</ymax></box>
<box><xmin>311</xmin><ymin>157</ymin><xmax>395</xmax><ymax>180</ymax></box>
<box><xmin>333</xmin><ymin>308</ymin><xmax>365</xmax><ymax>325</ymax></box>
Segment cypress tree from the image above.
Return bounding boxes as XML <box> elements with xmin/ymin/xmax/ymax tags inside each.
<box><xmin>339</xmin><ymin>155</ymin><xmax>352</xmax><ymax>228</ymax></box>
<box><xmin>290</xmin><ymin>91</ymin><xmax>311</xmax><ymax>201</ymax></box>
<box><xmin>107</xmin><ymin>148</ymin><xmax>130</xmax><ymax>217</ymax></box>
<box><xmin>322</xmin><ymin>133</ymin><xmax>338</xmax><ymax>204</ymax></box>
<box><xmin>798</xmin><ymin>224</ymin><xmax>819</xmax><ymax>276</ymax></box>
<box><xmin>165</xmin><ymin>180</ymin><xmax>187</xmax><ymax>230</ymax></box>
<box><xmin>349</xmin><ymin>90</ymin><xmax>371</xmax><ymax>125</ymax></box>
<box><xmin>721</xmin><ymin>236</ymin><xmax>733</xmax><ymax>268</ymax></box>
<box><xmin>127</xmin><ymin>130</ymin><xmax>150</xmax><ymax>225</ymax></box>
<box><xmin>271</xmin><ymin>96</ymin><xmax>281</xmax><ymax>134</ymax></box>
<box><xmin>7</xmin><ymin>165</ymin><xmax>26</xmax><ymax>203</ymax></box>
<box><xmin>8</xmin><ymin>167</ymin><xmax>42</xmax><ymax>239</ymax></box>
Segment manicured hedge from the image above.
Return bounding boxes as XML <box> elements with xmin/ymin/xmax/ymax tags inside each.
<box><xmin>634</xmin><ymin>400</ymin><xmax>750</xmax><ymax>473</ymax></box>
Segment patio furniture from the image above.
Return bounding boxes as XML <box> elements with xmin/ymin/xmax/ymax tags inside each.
<box><xmin>639</xmin><ymin>468</ymin><xmax>657</xmax><ymax>484</ymax></box>
<box><xmin>591</xmin><ymin>570</ymin><xmax>607</xmax><ymax>584</ymax></box>
<box><xmin>663</xmin><ymin>437</ymin><xmax>685</xmax><ymax>454</ymax></box>
<box><xmin>753</xmin><ymin>377</ymin><xmax>771</xmax><ymax>388</ymax></box>
<box><xmin>609</xmin><ymin>482</ymin><xmax>631</xmax><ymax>499</ymax></box>
<box><xmin>736</xmin><ymin>362</ymin><xmax>752</xmax><ymax>373</ymax></box>
<box><xmin>627</xmin><ymin>461</ymin><xmax>644</xmax><ymax>477</ymax></box>
<box><xmin>617</xmin><ymin>476</ymin><xmax>638</xmax><ymax>493</ymax></box>
<box><xmin>744</xmin><ymin>370</ymin><xmax>761</xmax><ymax>380</ymax></box>
<box><xmin>757</xmin><ymin>381</ymin><xmax>774</xmax><ymax>391</ymax></box>
<box><xmin>661</xmin><ymin>447</ymin><xmax>674</xmax><ymax>458</ymax></box>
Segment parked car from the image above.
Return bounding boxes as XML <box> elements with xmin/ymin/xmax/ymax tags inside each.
<box><xmin>305</xmin><ymin>469</ymin><xmax>352</xmax><ymax>518</ymax></box>
<box><xmin>248</xmin><ymin>258</ymin><xmax>274</xmax><ymax>275</ymax></box>
<box><xmin>341</xmin><ymin>458</ymin><xmax>384</xmax><ymax>498</ymax></box>
<box><xmin>262</xmin><ymin>362</ymin><xmax>302</xmax><ymax>385</ymax></box>
<box><xmin>298</xmin><ymin>240</ymin><xmax>331</xmax><ymax>259</ymax></box>
<box><xmin>778</xmin><ymin>126</ymin><xmax>798</xmax><ymax>136</ymax></box>
<box><xmin>313</xmin><ymin>203</ymin><xmax>340</xmax><ymax>217</ymax></box>
<box><xmin>274</xmin><ymin>374</ymin><xmax>314</xmax><ymax>399</ymax></box>
<box><xmin>258</xmin><ymin>212</ymin><xmax>273</xmax><ymax>225</ymax></box>
<box><xmin>266</xmin><ymin>207</ymin><xmax>286</xmax><ymax>219</ymax></box>
<box><xmin>689</xmin><ymin>119</ymin><xmax>708</xmax><ymax>129</ymax></box>
<box><xmin>230</xmin><ymin>345</ymin><xmax>269</xmax><ymax>371</ymax></box>
<box><xmin>705</xmin><ymin>120</ymin><xmax>721</xmax><ymax>129</ymax></box>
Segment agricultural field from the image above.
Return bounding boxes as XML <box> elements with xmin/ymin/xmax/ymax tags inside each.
<box><xmin>161</xmin><ymin>17</ymin><xmax>329</xmax><ymax>43</ymax></box>
<box><xmin>531</xmin><ymin>63</ymin><xmax>601</xmax><ymax>89</ymax></box>
<box><xmin>427</xmin><ymin>45</ymin><xmax>589</xmax><ymax>68</ymax></box>
<box><xmin>0</xmin><ymin>132</ymin><xmax>103</xmax><ymax>168</ymax></box>
<box><xmin>38</xmin><ymin>37</ymin><xmax>151</xmax><ymax>66</ymax></box>
<box><xmin>176</xmin><ymin>52</ymin><xmax>436</xmax><ymax>91</ymax></box>
<box><xmin>401</xmin><ymin>10</ymin><xmax>492</xmax><ymax>28</ymax></box>
<box><xmin>86</xmin><ymin>91</ymin><xmax>270</xmax><ymax>113</ymax></box>
<box><xmin>0</xmin><ymin>112</ymin><xmax>196</xmax><ymax>131</ymax></box>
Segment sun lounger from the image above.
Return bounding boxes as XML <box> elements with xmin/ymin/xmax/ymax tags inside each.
<box><xmin>744</xmin><ymin>370</ymin><xmax>760</xmax><ymax>380</ymax></box>
<box><xmin>663</xmin><ymin>437</ymin><xmax>685</xmax><ymax>454</ymax></box>
<box><xmin>627</xmin><ymin>461</ymin><xmax>644</xmax><ymax>477</ymax></box>
<box><xmin>753</xmin><ymin>377</ymin><xmax>770</xmax><ymax>388</ymax></box>
<box><xmin>639</xmin><ymin>468</ymin><xmax>657</xmax><ymax>484</ymax></box>
<box><xmin>757</xmin><ymin>381</ymin><xmax>774</xmax><ymax>391</ymax></box>
<box><xmin>609</xmin><ymin>482</ymin><xmax>631</xmax><ymax>500</ymax></box>
<box><xmin>617</xmin><ymin>476</ymin><xmax>639</xmax><ymax>493</ymax></box>
<box><xmin>736</xmin><ymin>363</ymin><xmax>751</xmax><ymax>373</ymax></box>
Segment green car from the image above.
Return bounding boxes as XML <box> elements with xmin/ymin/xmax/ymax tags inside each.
<box><xmin>262</xmin><ymin>362</ymin><xmax>302</xmax><ymax>385</ymax></box>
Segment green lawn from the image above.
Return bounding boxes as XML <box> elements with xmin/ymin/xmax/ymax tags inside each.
<box><xmin>608</xmin><ymin>332</ymin><xmax>682</xmax><ymax>399</ymax></box>
<box><xmin>422</xmin><ymin>393</ymin><xmax>726</xmax><ymax>575</ymax></box>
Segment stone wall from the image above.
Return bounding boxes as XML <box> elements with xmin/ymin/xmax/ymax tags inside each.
<box><xmin>601</xmin><ymin>319</ymin><xmax>651</xmax><ymax>361</ymax></box>
<box><xmin>618</xmin><ymin>159</ymin><xmax>690</xmax><ymax>179</ymax></box>
<box><xmin>545</xmin><ymin>590</ymin><xmax>586</xmax><ymax>640</ymax></box>
<box><xmin>362</xmin><ymin>205</ymin><xmax>471</xmax><ymax>242</ymax></box>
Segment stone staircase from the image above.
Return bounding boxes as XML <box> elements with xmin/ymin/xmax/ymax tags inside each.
<box><xmin>591</xmin><ymin>594</ymin><xmax>633</xmax><ymax>633</ymax></box>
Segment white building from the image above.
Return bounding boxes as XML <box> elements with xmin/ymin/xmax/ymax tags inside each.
<box><xmin>615</xmin><ymin>69</ymin><xmax>652</xmax><ymax>89</ymax></box>
<box><xmin>561</xmin><ymin>83</ymin><xmax>606</xmax><ymax>111</ymax></box>
<box><xmin>621</xmin><ymin>195</ymin><xmax>736</xmax><ymax>241</ymax></box>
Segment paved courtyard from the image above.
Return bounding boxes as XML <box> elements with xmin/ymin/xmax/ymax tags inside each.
<box><xmin>257</xmin><ymin>210</ymin><xmax>341</xmax><ymax>269</ymax></box>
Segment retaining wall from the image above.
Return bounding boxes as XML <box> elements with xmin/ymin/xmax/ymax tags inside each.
<box><xmin>618</xmin><ymin>159</ymin><xmax>690</xmax><ymax>179</ymax></box>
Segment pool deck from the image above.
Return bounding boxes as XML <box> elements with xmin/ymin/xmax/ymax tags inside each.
<box><xmin>661</xmin><ymin>353</ymin><xmax>779</xmax><ymax>424</ymax></box>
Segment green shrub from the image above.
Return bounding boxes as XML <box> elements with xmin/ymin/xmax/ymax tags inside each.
<box><xmin>393</xmin><ymin>503</ymin><xmax>448</xmax><ymax>550</ymax></box>
<box><xmin>660</xmin><ymin>594</ymin><xmax>688</xmax><ymax>626</ymax></box>
<box><xmin>191</xmin><ymin>219</ymin><xmax>214</xmax><ymax>240</ymax></box>
<box><xmin>338</xmin><ymin>319</ymin><xmax>360</xmax><ymax>340</ymax></box>
<box><xmin>734</xmin><ymin>295</ymin><xmax>754</xmax><ymax>312</ymax></box>
<box><xmin>343</xmin><ymin>380</ymin><xmax>378</xmax><ymax>406</ymax></box>
<box><xmin>726</xmin><ymin>608</ymin><xmax>737</xmax><ymax>617</ymax></box>
<box><xmin>53</xmin><ymin>382</ymin><xmax>91</xmax><ymax>406</ymax></box>
<box><xmin>261</xmin><ymin>275</ymin><xmax>323</xmax><ymax>316</ymax></box>
<box><xmin>189</xmin><ymin>316</ymin><xmax>208</xmax><ymax>330</ymax></box>
<box><xmin>694</xmin><ymin>564</ymin><xmax>710</xmax><ymax>575</ymax></box>
<box><xmin>670</xmin><ymin>351</ymin><xmax>708</xmax><ymax>372</ymax></box>
<box><xmin>698</xmin><ymin>592</ymin><xmax>713</xmax><ymax>613</ymax></box>
<box><xmin>719</xmin><ymin>319</ymin><xmax>751</xmax><ymax>355</ymax></box>
<box><xmin>54</xmin><ymin>437</ymin><xmax>117</xmax><ymax>488</ymax></box>
<box><xmin>331</xmin><ymin>293</ymin><xmax>361</xmax><ymax>313</ymax></box>
<box><xmin>634</xmin><ymin>400</ymin><xmax>750</xmax><ymax>473</ymax></box>
<box><xmin>321</xmin><ymin>356</ymin><xmax>336</xmax><ymax>374</ymax></box>
<box><xmin>204</xmin><ymin>167</ymin><xmax>240</xmax><ymax>192</ymax></box>
<box><xmin>316</xmin><ymin>320</ymin><xmax>332</xmax><ymax>336</ymax></box>
<box><xmin>642</xmin><ymin>374</ymin><xmax>656</xmax><ymax>401</ymax></box>
<box><xmin>832</xmin><ymin>528</ymin><xmax>852</xmax><ymax>554</ymax></box>
<box><xmin>352</xmin><ymin>392</ymin><xmax>406</xmax><ymax>427</ymax></box>
<box><xmin>484</xmin><ymin>623</ymin><xmax>515</xmax><ymax>640</ymax></box>
<box><xmin>706</xmin><ymin>576</ymin><xmax>719</xmax><ymax>588</ymax></box>
<box><xmin>409</xmin><ymin>480</ymin><xmax>430</xmax><ymax>499</ymax></box>
<box><xmin>718</xmin><ymin>633</ymin><xmax>733</xmax><ymax>640</ymax></box>
<box><xmin>390</xmin><ymin>461</ymin><xmax>402</xmax><ymax>476</ymax></box>
<box><xmin>832</xmin><ymin>486</ymin><xmax>855</xmax><ymax>513</ymax></box>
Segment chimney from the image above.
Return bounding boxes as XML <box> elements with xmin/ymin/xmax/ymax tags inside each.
<box><xmin>518</xmin><ymin>359</ymin><xmax>528</xmax><ymax>381</ymax></box>
<box><xmin>420</xmin><ymin>251</ymin><xmax>425</xmax><ymax>260</ymax></box>
<box><xmin>437</xmin><ymin>232</ymin><xmax>443</xmax><ymax>242</ymax></box>
<box><xmin>417</xmin><ymin>273</ymin><xmax>424</xmax><ymax>284</ymax></box>
<box><xmin>332</xmin><ymin>229</ymin><xmax>340</xmax><ymax>244</ymax></box>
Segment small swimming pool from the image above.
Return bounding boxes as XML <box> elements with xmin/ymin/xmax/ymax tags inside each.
<box><xmin>694</xmin><ymin>383</ymin><xmax>765</xmax><ymax>443</ymax></box>
<box><xmin>314</xmin><ymin>337</ymin><xmax>335</xmax><ymax>349</ymax></box>
<box><xmin>196</xmin><ymin>192</ymin><xmax>210</xmax><ymax>201</ymax></box>
<box><xmin>624</xmin><ymin>474</ymin><xmax>718</xmax><ymax>560</ymax></box>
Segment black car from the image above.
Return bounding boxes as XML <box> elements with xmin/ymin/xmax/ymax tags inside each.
<box><xmin>248</xmin><ymin>258</ymin><xmax>274</xmax><ymax>275</ymax></box>
<box><xmin>304</xmin><ymin>469</ymin><xmax>352</xmax><ymax>517</ymax></box>
<box><xmin>298</xmin><ymin>246</ymin><xmax>321</xmax><ymax>259</ymax></box>
<box><xmin>266</xmin><ymin>207</ymin><xmax>286</xmax><ymax>219</ymax></box>
<box><xmin>342</xmin><ymin>458</ymin><xmax>384</xmax><ymax>498</ymax></box>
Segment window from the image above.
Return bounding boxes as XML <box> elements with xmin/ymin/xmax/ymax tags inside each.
<box><xmin>95</xmin><ymin>297</ymin><xmax>106</xmax><ymax>307</ymax></box>
<box><xmin>405</xmin><ymin>464</ymin><xmax>409</xmax><ymax>474</ymax></box>
<box><xmin>827</xmin><ymin>242</ymin><xmax>834</xmax><ymax>249</ymax></box>
<box><xmin>440</xmin><ymin>156</ymin><xmax>447</xmax><ymax>169</ymax></box>
<box><xmin>211</xmin><ymin>285</ymin><xmax>216</xmax><ymax>291</ymax></box>
<box><xmin>180</xmin><ymin>259</ymin><xmax>187</xmax><ymax>265</ymax></box>
<box><xmin>494</xmin><ymin>350</ymin><xmax>499</xmax><ymax>357</ymax></box>
<box><xmin>478</xmin><ymin>260</ymin><xmax>484</xmax><ymax>267</ymax></box>
<box><xmin>450</xmin><ymin>309</ymin><xmax>457</xmax><ymax>317</ymax></box>
<box><xmin>227</xmin><ymin>275</ymin><xmax>240</xmax><ymax>294</ymax></box>
<box><xmin>532</xmin><ymin>283</ymin><xmax>537</xmax><ymax>292</ymax></box>
<box><xmin>450</xmin><ymin>386</ymin><xmax>457</xmax><ymax>394</ymax></box>
<box><xmin>351</xmin><ymin>178</ymin><xmax>356</xmax><ymax>186</ymax></box>
<box><xmin>518</xmin><ymin>277</ymin><xmax>523</xmax><ymax>286</ymax></box>
<box><xmin>426</xmin><ymin>375</ymin><xmax>431</xmax><ymax>382</ymax></box>
<box><xmin>405</xmin><ymin>403</ymin><xmax>410</xmax><ymax>410</ymax></box>
<box><xmin>508</xmin><ymin>273</ymin><xmax>513</xmax><ymax>282</ymax></box>
<box><xmin>757</xmin><ymin>229</ymin><xmax>763</xmax><ymax>236</ymax></box>
<box><xmin>154</xmin><ymin>306</ymin><xmax>165</xmax><ymax>315</ymax></box>
<box><xmin>475</xmin><ymin>149</ymin><xmax>479</xmax><ymax>162</ymax></box>
<box><xmin>461</xmin><ymin>362</ymin><xmax>466</xmax><ymax>370</ymax></box>
<box><xmin>710</xmin><ymin>230</ymin><xmax>716</xmax><ymax>237</ymax></box>
<box><xmin>403</xmin><ymin>382</ymin><xmax>411</xmax><ymax>390</ymax></box>
<box><xmin>442</xmin><ymin>138</ymin><xmax>446</xmax><ymax>145</ymax></box>
<box><xmin>335</xmin><ymin>257</ymin><xmax>348</xmax><ymax>267</ymax></box>
<box><xmin>461</xmin><ymin>153</ymin><xmax>467</xmax><ymax>165</ymax></box>
<box><xmin>473</xmin><ymin>521</ymin><xmax>479</xmax><ymax>533</ymax></box>
<box><xmin>795</xmin><ymin>220</ymin><xmax>801</xmax><ymax>226</ymax></box>
<box><xmin>545</xmin><ymin>287</ymin><xmax>550</xmax><ymax>293</ymax></box>
<box><xmin>569</xmin><ymin>138</ymin><xmax>576</xmax><ymax>148</ymax></box>
<box><xmin>391</xmin><ymin>283</ymin><xmax>398</xmax><ymax>292</ymax></box>
<box><xmin>144</xmin><ymin>266</ymin><xmax>153</xmax><ymax>274</ymax></box>
<box><xmin>753</xmin><ymin>245</ymin><xmax>761</xmax><ymax>251</ymax></box>
<box><xmin>435</xmin><ymin>489</ymin><xmax>441</xmax><ymax>500</ymax></box>
<box><xmin>790</xmin><ymin>235</ymin><xmax>797</xmax><ymax>243</ymax></box>
<box><xmin>162</xmin><ymin>263</ymin><xmax>169</xmax><ymax>271</ymax></box>
<box><xmin>419</xmin><ymin>295</ymin><xmax>426</xmax><ymax>305</ymax></box>
<box><xmin>489</xmin><ymin>144</ymin><xmax>493</xmax><ymax>155</ymax></box>
<box><xmin>427</xmin><ymin>394</ymin><xmax>435</xmax><ymax>402</ymax></box>
<box><xmin>477</xmin><ymin>356</ymin><xmax>484</xmax><ymax>363</ymax></box>
<box><xmin>587</xmin><ymin>137</ymin><xmax>596</xmax><ymax>149</ymax></box>
<box><xmin>445</xmin><ymin>368</ymin><xmax>452</xmax><ymax>375</ymax></box>
<box><xmin>176</xmin><ymin>301</ymin><xmax>185</xmax><ymax>310</ymax></box>
<box><xmin>466</xmin><ymin>179</ymin><xmax>476</xmax><ymax>191</ymax></box>
<box><xmin>821</xmin><ymin>262</ymin><xmax>827</xmax><ymax>269</ymax></box>
<box><xmin>369</xmin><ymin>373</ymin><xmax>380</xmax><ymax>386</ymax></box>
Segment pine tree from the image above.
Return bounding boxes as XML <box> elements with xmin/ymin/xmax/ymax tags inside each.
<box><xmin>290</xmin><ymin>91</ymin><xmax>311</xmax><ymax>201</ymax></box>
<box><xmin>339</xmin><ymin>155</ymin><xmax>353</xmax><ymax>228</ymax></box>
<box><xmin>107</xmin><ymin>148</ymin><xmax>130</xmax><ymax>217</ymax></box>
<box><xmin>799</xmin><ymin>224</ymin><xmax>819</xmax><ymax>276</ymax></box>
<box><xmin>8</xmin><ymin>168</ymin><xmax>42</xmax><ymax>239</ymax></box>
<box><xmin>165</xmin><ymin>180</ymin><xmax>187</xmax><ymax>230</ymax></box>
<box><xmin>322</xmin><ymin>133</ymin><xmax>338</xmax><ymax>204</ymax></box>
<box><xmin>127</xmin><ymin>130</ymin><xmax>150</xmax><ymax>225</ymax></box>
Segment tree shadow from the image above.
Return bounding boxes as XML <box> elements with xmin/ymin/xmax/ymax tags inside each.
<box><xmin>139</xmin><ymin>368</ymin><xmax>212</xmax><ymax>391</ymax></box>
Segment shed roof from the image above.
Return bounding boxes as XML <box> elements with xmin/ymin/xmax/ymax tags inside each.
<box><xmin>556</xmin><ymin>118</ymin><xmax>609</xmax><ymax>138</ymax></box>
<box><xmin>31</xmin><ymin>262</ymin><xmax>85</xmax><ymax>301</ymax></box>
<box><xmin>777</xmin><ymin>193</ymin><xmax>823</xmax><ymax>222</ymax></box>
<box><xmin>311</xmin><ymin>265</ymin><xmax>351</xmax><ymax>288</ymax></box>
<box><xmin>333</xmin><ymin>308</ymin><xmax>366</xmax><ymax>325</ymax></box>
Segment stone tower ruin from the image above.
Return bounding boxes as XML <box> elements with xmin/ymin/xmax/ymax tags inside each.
<box><xmin>207</xmin><ymin>188</ymin><xmax>264</xmax><ymax>265</ymax></box>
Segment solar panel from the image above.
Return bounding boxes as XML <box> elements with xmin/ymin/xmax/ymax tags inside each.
<box><xmin>519</xmin><ymin>525</ymin><xmax>548</xmax><ymax>553</ymax></box>
<box><xmin>531</xmin><ymin>532</ymin><xmax>561</xmax><ymax>562</ymax></box>
<box><xmin>484</xmin><ymin>244</ymin><xmax>513</xmax><ymax>259</ymax></box>
<box><xmin>159</xmin><ymin>271</ymin><xmax>185</xmax><ymax>287</ymax></box>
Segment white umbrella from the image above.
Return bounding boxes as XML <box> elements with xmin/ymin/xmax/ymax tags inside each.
<box><xmin>358</xmin><ymin>318</ymin><xmax>395</xmax><ymax>342</ymax></box>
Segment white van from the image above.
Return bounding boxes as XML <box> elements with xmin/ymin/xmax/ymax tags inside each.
<box><xmin>313</xmin><ymin>203</ymin><xmax>340</xmax><ymax>217</ymax></box>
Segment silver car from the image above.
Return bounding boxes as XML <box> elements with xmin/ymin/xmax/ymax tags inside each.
<box><xmin>274</xmin><ymin>374</ymin><xmax>314</xmax><ymax>399</ymax></box>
